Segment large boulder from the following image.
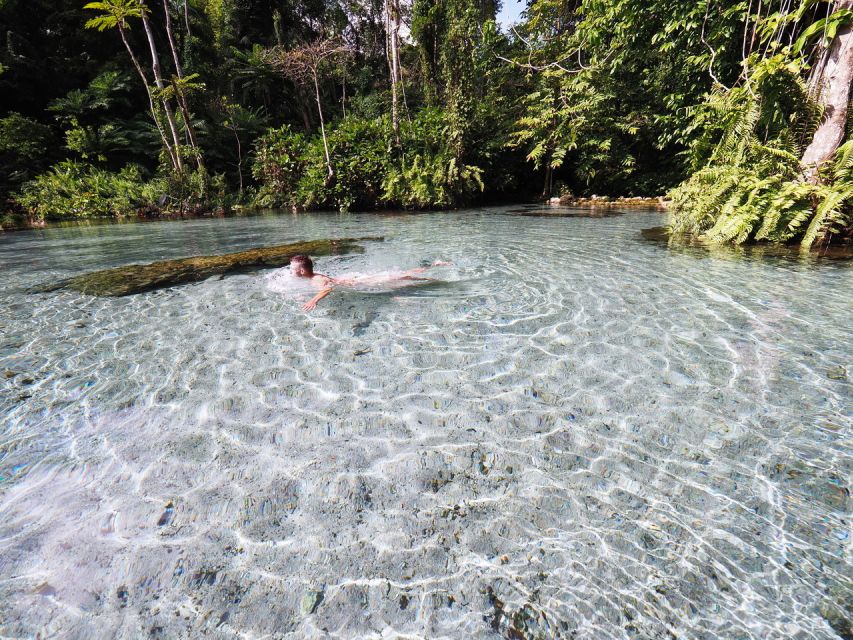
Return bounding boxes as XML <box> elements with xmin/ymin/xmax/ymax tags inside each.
<box><xmin>33</xmin><ymin>236</ymin><xmax>382</xmax><ymax>297</ymax></box>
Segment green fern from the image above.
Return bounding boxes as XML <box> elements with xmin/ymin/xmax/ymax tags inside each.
<box><xmin>669</xmin><ymin>57</ymin><xmax>852</xmax><ymax>250</ymax></box>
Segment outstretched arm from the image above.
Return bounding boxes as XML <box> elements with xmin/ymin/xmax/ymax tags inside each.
<box><xmin>302</xmin><ymin>286</ymin><xmax>333</xmax><ymax>311</ymax></box>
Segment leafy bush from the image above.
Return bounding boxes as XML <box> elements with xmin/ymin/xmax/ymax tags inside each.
<box><xmin>15</xmin><ymin>162</ymin><xmax>230</xmax><ymax>221</ymax></box>
<box><xmin>671</xmin><ymin>139</ymin><xmax>853</xmax><ymax>249</ymax></box>
<box><xmin>382</xmin><ymin>153</ymin><xmax>484</xmax><ymax>208</ymax></box>
<box><xmin>252</xmin><ymin>125</ymin><xmax>308</xmax><ymax>208</ymax></box>
<box><xmin>310</xmin><ymin>116</ymin><xmax>390</xmax><ymax>211</ymax></box>
<box><xmin>383</xmin><ymin>108</ymin><xmax>484</xmax><ymax>208</ymax></box>
<box><xmin>142</xmin><ymin>167</ymin><xmax>231</xmax><ymax>214</ymax></box>
<box><xmin>669</xmin><ymin>57</ymin><xmax>852</xmax><ymax>250</ymax></box>
<box><xmin>254</xmin><ymin>117</ymin><xmax>388</xmax><ymax>211</ymax></box>
<box><xmin>0</xmin><ymin>113</ymin><xmax>55</xmax><ymax>199</ymax></box>
<box><xmin>251</xmin><ymin>108</ymin><xmax>484</xmax><ymax>210</ymax></box>
<box><xmin>16</xmin><ymin>161</ymin><xmax>145</xmax><ymax>220</ymax></box>
<box><xmin>48</xmin><ymin>70</ymin><xmax>135</xmax><ymax>164</ymax></box>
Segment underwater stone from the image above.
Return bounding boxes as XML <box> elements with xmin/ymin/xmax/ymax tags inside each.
<box><xmin>484</xmin><ymin>587</ymin><xmax>557</xmax><ymax>640</ymax></box>
<box><xmin>301</xmin><ymin>587</ymin><xmax>324</xmax><ymax>615</ymax></box>
<box><xmin>157</xmin><ymin>501</ymin><xmax>175</xmax><ymax>526</ymax></box>
<box><xmin>33</xmin><ymin>583</ymin><xmax>57</xmax><ymax>597</ymax></box>
<box><xmin>827</xmin><ymin>365</ymin><xmax>848</xmax><ymax>380</ymax></box>
<box><xmin>31</xmin><ymin>236</ymin><xmax>383</xmax><ymax>297</ymax></box>
<box><xmin>819</xmin><ymin>601</ymin><xmax>852</xmax><ymax>639</ymax></box>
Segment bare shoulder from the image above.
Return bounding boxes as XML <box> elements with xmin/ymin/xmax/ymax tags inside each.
<box><xmin>312</xmin><ymin>274</ymin><xmax>335</xmax><ymax>288</ymax></box>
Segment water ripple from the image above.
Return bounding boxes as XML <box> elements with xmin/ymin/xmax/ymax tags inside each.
<box><xmin>0</xmin><ymin>209</ymin><xmax>850</xmax><ymax>638</ymax></box>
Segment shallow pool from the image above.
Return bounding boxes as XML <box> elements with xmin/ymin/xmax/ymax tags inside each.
<box><xmin>0</xmin><ymin>207</ymin><xmax>850</xmax><ymax>638</ymax></box>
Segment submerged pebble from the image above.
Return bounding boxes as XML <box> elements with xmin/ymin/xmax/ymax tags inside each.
<box><xmin>300</xmin><ymin>587</ymin><xmax>324</xmax><ymax>615</ymax></box>
<box><xmin>827</xmin><ymin>365</ymin><xmax>848</xmax><ymax>380</ymax></box>
<box><xmin>157</xmin><ymin>501</ymin><xmax>175</xmax><ymax>527</ymax></box>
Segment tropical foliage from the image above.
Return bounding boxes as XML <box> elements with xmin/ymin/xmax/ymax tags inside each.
<box><xmin>0</xmin><ymin>0</ymin><xmax>851</xmax><ymax>247</ymax></box>
<box><xmin>668</xmin><ymin>5</ymin><xmax>853</xmax><ymax>250</ymax></box>
<box><xmin>669</xmin><ymin>56</ymin><xmax>852</xmax><ymax>249</ymax></box>
<box><xmin>16</xmin><ymin>161</ymin><xmax>146</xmax><ymax>220</ymax></box>
<box><xmin>253</xmin><ymin>109</ymin><xmax>484</xmax><ymax>211</ymax></box>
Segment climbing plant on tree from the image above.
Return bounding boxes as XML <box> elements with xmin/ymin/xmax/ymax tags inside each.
<box><xmin>670</xmin><ymin>0</ymin><xmax>853</xmax><ymax>249</ymax></box>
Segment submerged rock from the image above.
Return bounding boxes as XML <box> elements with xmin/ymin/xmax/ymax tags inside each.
<box><xmin>301</xmin><ymin>587</ymin><xmax>324</xmax><ymax>615</ymax></box>
<box><xmin>31</xmin><ymin>236</ymin><xmax>382</xmax><ymax>297</ymax></box>
<box><xmin>827</xmin><ymin>365</ymin><xmax>848</xmax><ymax>380</ymax></box>
<box><xmin>820</xmin><ymin>600</ymin><xmax>853</xmax><ymax>639</ymax></box>
<box><xmin>484</xmin><ymin>587</ymin><xmax>558</xmax><ymax>640</ymax></box>
<box><xmin>157</xmin><ymin>501</ymin><xmax>175</xmax><ymax>526</ymax></box>
<box><xmin>33</xmin><ymin>583</ymin><xmax>57</xmax><ymax>597</ymax></box>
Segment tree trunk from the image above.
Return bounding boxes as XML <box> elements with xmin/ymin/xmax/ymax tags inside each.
<box><xmin>297</xmin><ymin>86</ymin><xmax>313</xmax><ymax>130</ymax></box>
<box><xmin>231</xmin><ymin>126</ymin><xmax>243</xmax><ymax>195</ymax></box>
<box><xmin>801</xmin><ymin>0</ymin><xmax>853</xmax><ymax>179</ymax></box>
<box><xmin>341</xmin><ymin>67</ymin><xmax>347</xmax><ymax>118</ymax></box>
<box><xmin>386</xmin><ymin>0</ymin><xmax>402</xmax><ymax>144</ymax></box>
<box><xmin>162</xmin><ymin>0</ymin><xmax>204</xmax><ymax>170</ymax></box>
<box><xmin>542</xmin><ymin>164</ymin><xmax>552</xmax><ymax>199</ymax></box>
<box><xmin>118</xmin><ymin>25</ymin><xmax>179</xmax><ymax>172</ymax></box>
<box><xmin>140</xmin><ymin>3</ymin><xmax>184</xmax><ymax>172</ymax></box>
<box><xmin>313</xmin><ymin>70</ymin><xmax>334</xmax><ymax>180</ymax></box>
<box><xmin>183</xmin><ymin>0</ymin><xmax>191</xmax><ymax>37</ymax></box>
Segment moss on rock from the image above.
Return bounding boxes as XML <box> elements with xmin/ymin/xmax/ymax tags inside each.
<box><xmin>34</xmin><ymin>236</ymin><xmax>382</xmax><ymax>297</ymax></box>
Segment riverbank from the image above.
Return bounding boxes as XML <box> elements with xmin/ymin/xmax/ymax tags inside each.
<box><xmin>1</xmin><ymin>197</ymin><xmax>669</xmax><ymax>233</ymax></box>
<box><xmin>547</xmin><ymin>195</ymin><xmax>670</xmax><ymax>208</ymax></box>
<box><xmin>641</xmin><ymin>225</ymin><xmax>853</xmax><ymax>259</ymax></box>
<box><xmin>0</xmin><ymin>206</ymin><xmax>233</xmax><ymax>233</ymax></box>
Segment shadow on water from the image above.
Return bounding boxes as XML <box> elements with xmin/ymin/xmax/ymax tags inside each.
<box><xmin>335</xmin><ymin>280</ymin><xmax>459</xmax><ymax>337</ymax></box>
<box><xmin>351</xmin><ymin>308</ymin><xmax>380</xmax><ymax>337</ymax></box>
<box><xmin>640</xmin><ymin>226</ymin><xmax>853</xmax><ymax>263</ymax></box>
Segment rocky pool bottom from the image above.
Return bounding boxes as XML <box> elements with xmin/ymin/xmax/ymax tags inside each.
<box><xmin>0</xmin><ymin>207</ymin><xmax>850</xmax><ymax>639</ymax></box>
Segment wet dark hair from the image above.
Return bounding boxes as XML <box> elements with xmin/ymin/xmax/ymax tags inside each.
<box><xmin>290</xmin><ymin>254</ymin><xmax>314</xmax><ymax>275</ymax></box>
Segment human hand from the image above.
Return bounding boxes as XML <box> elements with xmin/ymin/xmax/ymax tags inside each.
<box><xmin>302</xmin><ymin>299</ymin><xmax>318</xmax><ymax>311</ymax></box>
<box><xmin>432</xmin><ymin>260</ymin><xmax>452</xmax><ymax>266</ymax></box>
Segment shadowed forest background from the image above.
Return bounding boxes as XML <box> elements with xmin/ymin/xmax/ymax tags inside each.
<box><xmin>2</xmin><ymin>0</ymin><xmax>853</xmax><ymax>249</ymax></box>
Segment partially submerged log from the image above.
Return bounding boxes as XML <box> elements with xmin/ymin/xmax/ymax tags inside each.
<box><xmin>33</xmin><ymin>236</ymin><xmax>382</xmax><ymax>297</ymax></box>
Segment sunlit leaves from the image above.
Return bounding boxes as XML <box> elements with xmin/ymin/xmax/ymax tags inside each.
<box><xmin>83</xmin><ymin>0</ymin><xmax>145</xmax><ymax>32</ymax></box>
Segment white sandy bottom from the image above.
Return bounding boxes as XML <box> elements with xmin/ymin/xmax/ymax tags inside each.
<box><xmin>0</xmin><ymin>209</ymin><xmax>849</xmax><ymax>639</ymax></box>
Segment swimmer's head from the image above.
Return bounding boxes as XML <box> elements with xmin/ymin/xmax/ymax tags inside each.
<box><xmin>290</xmin><ymin>255</ymin><xmax>314</xmax><ymax>278</ymax></box>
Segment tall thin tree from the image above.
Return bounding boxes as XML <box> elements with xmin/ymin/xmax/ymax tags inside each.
<box><xmin>84</xmin><ymin>0</ymin><xmax>180</xmax><ymax>171</ymax></box>
<box><xmin>138</xmin><ymin>0</ymin><xmax>184</xmax><ymax>171</ymax></box>
<box><xmin>386</xmin><ymin>0</ymin><xmax>403</xmax><ymax>144</ymax></box>
<box><xmin>162</xmin><ymin>0</ymin><xmax>204</xmax><ymax>169</ymax></box>
<box><xmin>263</xmin><ymin>39</ymin><xmax>350</xmax><ymax>181</ymax></box>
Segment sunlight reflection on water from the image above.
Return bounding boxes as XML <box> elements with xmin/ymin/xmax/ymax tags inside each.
<box><xmin>0</xmin><ymin>207</ymin><xmax>850</xmax><ymax>638</ymax></box>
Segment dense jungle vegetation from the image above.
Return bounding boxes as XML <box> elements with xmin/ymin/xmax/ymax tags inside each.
<box><xmin>2</xmin><ymin>0</ymin><xmax>852</xmax><ymax>249</ymax></box>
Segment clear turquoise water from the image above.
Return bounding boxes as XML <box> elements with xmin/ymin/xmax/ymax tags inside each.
<box><xmin>0</xmin><ymin>207</ymin><xmax>850</xmax><ymax>639</ymax></box>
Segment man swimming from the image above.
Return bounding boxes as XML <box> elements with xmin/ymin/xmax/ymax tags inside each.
<box><xmin>288</xmin><ymin>254</ymin><xmax>450</xmax><ymax>311</ymax></box>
